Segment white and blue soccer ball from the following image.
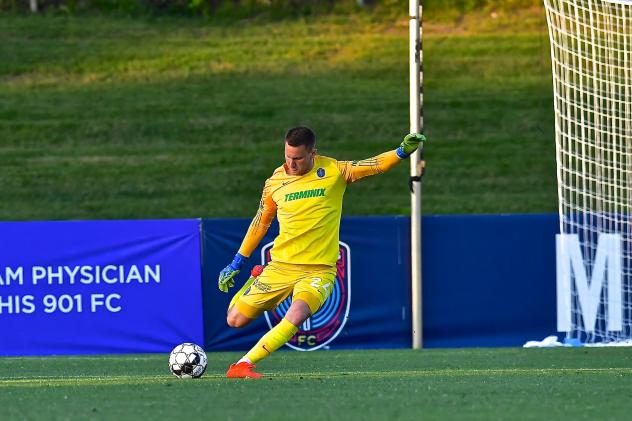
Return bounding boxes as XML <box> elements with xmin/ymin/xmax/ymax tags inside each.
<box><xmin>168</xmin><ymin>343</ymin><xmax>207</xmax><ymax>379</ymax></box>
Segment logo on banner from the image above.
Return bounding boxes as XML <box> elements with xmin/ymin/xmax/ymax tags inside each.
<box><xmin>261</xmin><ymin>242</ymin><xmax>351</xmax><ymax>351</ymax></box>
<box><xmin>556</xmin><ymin>233</ymin><xmax>622</xmax><ymax>333</ymax></box>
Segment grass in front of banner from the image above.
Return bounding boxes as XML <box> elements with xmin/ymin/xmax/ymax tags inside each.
<box><xmin>0</xmin><ymin>8</ymin><xmax>556</xmax><ymax>221</ymax></box>
<box><xmin>0</xmin><ymin>348</ymin><xmax>630</xmax><ymax>419</ymax></box>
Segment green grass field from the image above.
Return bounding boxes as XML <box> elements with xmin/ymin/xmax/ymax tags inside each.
<box><xmin>0</xmin><ymin>7</ymin><xmax>556</xmax><ymax>220</ymax></box>
<box><xmin>1</xmin><ymin>348</ymin><xmax>631</xmax><ymax>419</ymax></box>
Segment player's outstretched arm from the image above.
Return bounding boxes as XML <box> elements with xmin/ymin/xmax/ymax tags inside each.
<box><xmin>336</xmin><ymin>133</ymin><xmax>426</xmax><ymax>184</ymax></box>
<box><xmin>218</xmin><ymin>179</ymin><xmax>277</xmax><ymax>293</ymax></box>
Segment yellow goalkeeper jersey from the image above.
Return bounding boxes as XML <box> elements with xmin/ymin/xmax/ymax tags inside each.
<box><xmin>238</xmin><ymin>151</ymin><xmax>401</xmax><ymax>267</ymax></box>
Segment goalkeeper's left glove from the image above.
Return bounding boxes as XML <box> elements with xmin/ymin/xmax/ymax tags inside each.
<box><xmin>218</xmin><ymin>253</ymin><xmax>247</xmax><ymax>293</ymax></box>
<box><xmin>396</xmin><ymin>133</ymin><xmax>427</xmax><ymax>159</ymax></box>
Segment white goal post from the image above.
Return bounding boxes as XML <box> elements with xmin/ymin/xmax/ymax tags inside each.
<box><xmin>544</xmin><ymin>0</ymin><xmax>632</xmax><ymax>344</ymax></box>
<box><xmin>409</xmin><ymin>0</ymin><xmax>424</xmax><ymax>350</ymax></box>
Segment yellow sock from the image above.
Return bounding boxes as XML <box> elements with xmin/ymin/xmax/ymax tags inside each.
<box><xmin>244</xmin><ymin>318</ymin><xmax>298</xmax><ymax>364</ymax></box>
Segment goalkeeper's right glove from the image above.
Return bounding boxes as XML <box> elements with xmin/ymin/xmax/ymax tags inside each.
<box><xmin>396</xmin><ymin>133</ymin><xmax>427</xmax><ymax>159</ymax></box>
<box><xmin>218</xmin><ymin>253</ymin><xmax>247</xmax><ymax>293</ymax></box>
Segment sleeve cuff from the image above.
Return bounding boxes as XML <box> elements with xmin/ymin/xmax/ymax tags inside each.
<box><xmin>396</xmin><ymin>147</ymin><xmax>409</xmax><ymax>159</ymax></box>
<box><xmin>230</xmin><ymin>253</ymin><xmax>247</xmax><ymax>270</ymax></box>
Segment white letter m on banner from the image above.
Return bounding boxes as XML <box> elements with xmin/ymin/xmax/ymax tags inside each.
<box><xmin>556</xmin><ymin>234</ymin><xmax>622</xmax><ymax>333</ymax></box>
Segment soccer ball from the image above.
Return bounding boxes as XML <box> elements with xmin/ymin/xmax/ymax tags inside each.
<box><xmin>168</xmin><ymin>343</ymin><xmax>207</xmax><ymax>379</ymax></box>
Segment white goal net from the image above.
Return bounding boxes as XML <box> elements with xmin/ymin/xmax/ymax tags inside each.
<box><xmin>544</xmin><ymin>0</ymin><xmax>632</xmax><ymax>344</ymax></box>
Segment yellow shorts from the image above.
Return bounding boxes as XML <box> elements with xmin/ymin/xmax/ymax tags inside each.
<box><xmin>236</xmin><ymin>261</ymin><xmax>336</xmax><ymax>319</ymax></box>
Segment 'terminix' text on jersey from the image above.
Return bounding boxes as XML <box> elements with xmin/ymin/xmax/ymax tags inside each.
<box><xmin>284</xmin><ymin>188</ymin><xmax>326</xmax><ymax>202</ymax></box>
<box><xmin>238</xmin><ymin>152</ymin><xmax>401</xmax><ymax>267</ymax></box>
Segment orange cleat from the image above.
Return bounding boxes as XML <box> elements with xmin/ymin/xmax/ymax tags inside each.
<box><xmin>226</xmin><ymin>362</ymin><xmax>263</xmax><ymax>379</ymax></box>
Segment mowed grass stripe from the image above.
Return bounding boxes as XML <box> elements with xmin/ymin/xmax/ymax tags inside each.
<box><xmin>1</xmin><ymin>367</ymin><xmax>630</xmax><ymax>387</ymax></box>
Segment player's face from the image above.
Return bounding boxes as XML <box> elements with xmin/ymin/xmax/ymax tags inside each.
<box><xmin>285</xmin><ymin>143</ymin><xmax>316</xmax><ymax>176</ymax></box>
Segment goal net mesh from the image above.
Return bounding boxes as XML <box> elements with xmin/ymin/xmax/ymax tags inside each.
<box><xmin>544</xmin><ymin>0</ymin><xmax>632</xmax><ymax>344</ymax></box>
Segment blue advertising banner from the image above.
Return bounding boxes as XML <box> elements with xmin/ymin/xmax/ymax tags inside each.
<box><xmin>203</xmin><ymin>214</ymin><xmax>560</xmax><ymax>350</ymax></box>
<box><xmin>202</xmin><ymin>216</ymin><xmax>411</xmax><ymax>351</ymax></box>
<box><xmin>423</xmin><ymin>214</ymin><xmax>559</xmax><ymax>347</ymax></box>
<box><xmin>0</xmin><ymin>219</ymin><xmax>203</xmax><ymax>356</ymax></box>
<box><xmin>0</xmin><ymin>214</ymin><xmax>560</xmax><ymax>355</ymax></box>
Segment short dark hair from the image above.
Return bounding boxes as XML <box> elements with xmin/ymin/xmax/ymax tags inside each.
<box><xmin>285</xmin><ymin>126</ymin><xmax>316</xmax><ymax>150</ymax></box>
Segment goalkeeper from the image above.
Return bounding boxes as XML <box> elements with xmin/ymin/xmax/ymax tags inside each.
<box><xmin>218</xmin><ymin>126</ymin><xmax>425</xmax><ymax>379</ymax></box>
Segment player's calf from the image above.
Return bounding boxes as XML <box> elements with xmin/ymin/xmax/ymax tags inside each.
<box><xmin>283</xmin><ymin>298</ymin><xmax>312</xmax><ymax>326</ymax></box>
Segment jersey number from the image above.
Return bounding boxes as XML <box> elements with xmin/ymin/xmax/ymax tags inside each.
<box><xmin>310</xmin><ymin>278</ymin><xmax>331</xmax><ymax>293</ymax></box>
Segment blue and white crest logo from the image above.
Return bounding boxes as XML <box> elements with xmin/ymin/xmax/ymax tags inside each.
<box><xmin>261</xmin><ymin>242</ymin><xmax>351</xmax><ymax>351</ymax></box>
<box><xmin>316</xmin><ymin>168</ymin><xmax>325</xmax><ymax>178</ymax></box>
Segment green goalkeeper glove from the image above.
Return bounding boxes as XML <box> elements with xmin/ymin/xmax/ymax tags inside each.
<box><xmin>218</xmin><ymin>253</ymin><xmax>246</xmax><ymax>293</ymax></box>
<box><xmin>396</xmin><ymin>133</ymin><xmax>426</xmax><ymax>158</ymax></box>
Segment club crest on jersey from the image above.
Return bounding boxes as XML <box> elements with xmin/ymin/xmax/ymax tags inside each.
<box><xmin>261</xmin><ymin>242</ymin><xmax>351</xmax><ymax>351</ymax></box>
<box><xmin>317</xmin><ymin>167</ymin><xmax>325</xmax><ymax>178</ymax></box>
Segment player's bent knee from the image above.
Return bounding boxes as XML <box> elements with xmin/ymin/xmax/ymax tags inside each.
<box><xmin>226</xmin><ymin>311</ymin><xmax>251</xmax><ymax>328</ymax></box>
<box><xmin>226</xmin><ymin>315</ymin><xmax>239</xmax><ymax>328</ymax></box>
<box><xmin>226</xmin><ymin>316</ymin><xmax>244</xmax><ymax>328</ymax></box>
